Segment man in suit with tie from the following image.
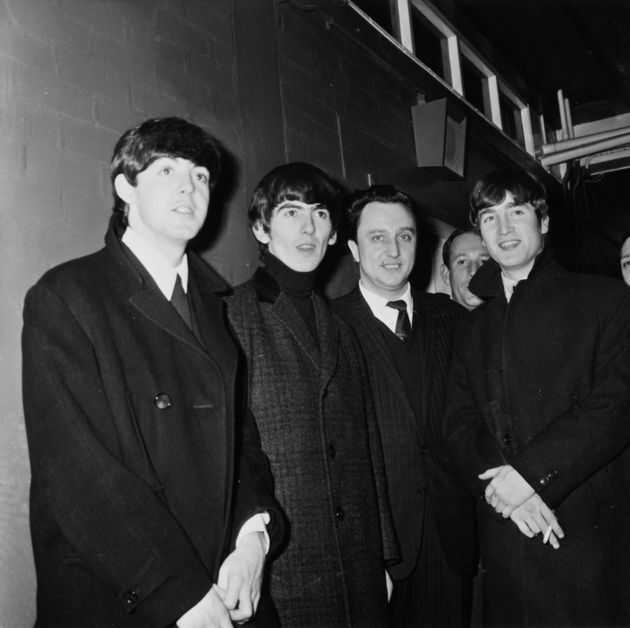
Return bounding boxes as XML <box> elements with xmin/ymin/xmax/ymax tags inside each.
<box><xmin>22</xmin><ymin>117</ymin><xmax>283</xmax><ymax>628</ymax></box>
<box><xmin>333</xmin><ymin>184</ymin><xmax>477</xmax><ymax>627</ymax></box>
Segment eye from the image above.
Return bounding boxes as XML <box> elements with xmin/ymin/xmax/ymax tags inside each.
<box><xmin>371</xmin><ymin>234</ymin><xmax>384</xmax><ymax>242</ymax></box>
<box><xmin>398</xmin><ymin>232</ymin><xmax>414</xmax><ymax>242</ymax></box>
<box><xmin>284</xmin><ymin>208</ymin><xmax>298</xmax><ymax>217</ymax></box>
<box><xmin>316</xmin><ymin>209</ymin><xmax>330</xmax><ymax>220</ymax></box>
<box><xmin>195</xmin><ymin>170</ymin><xmax>209</xmax><ymax>184</ymax></box>
<box><xmin>159</xmin><ymin>166</ymin><xmax>172</xmax><ymax>175</ymax></box>
<box><xmin>456</xmin><ymin>258</ymin><xmax>468</xmax><ymax>266</ymax></box>
<box><xmin>481</xmin><ymin>214</ymin><xmax>494</xmax><ymax>224</ymax></box>
<box><xmin>623</xmin><ymin>260</ymin><xmax>630</xmax><ymax>270</ymax></box>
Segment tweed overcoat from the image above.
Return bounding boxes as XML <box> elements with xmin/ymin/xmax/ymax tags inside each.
<box><xmin>226</xmin><ymin>268</ymin><xmax>398</xmax><ymax>628</ymax></box>
<box><xmin>445</xmin><ymin>247</ymin><xmax>630</xmax><ymax>626</ymax></box>
<box><xmin>333</xmin><ymin>287</ymin><xmax>478</xmax><ymax>581</ymax></box>
<box><xmin>22</xmin><ymin>219</ymin><xmax>283</xmax><ymax>628</ymax></box>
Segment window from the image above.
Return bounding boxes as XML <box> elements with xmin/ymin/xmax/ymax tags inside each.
<box><xmin>410</xmin><ymin>5</ymin><xmax>445</xmax><ymax>79</ymax></box>
<box><xmin>352</xmin><ymin>0</ymin><xmax>396</xmax><ymax>36</ymax></box>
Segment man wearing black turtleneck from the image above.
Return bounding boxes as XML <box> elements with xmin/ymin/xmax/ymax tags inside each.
<box><xmin>226</xmin><ymin>163</ymin><xmax>398</xmax><ymax>628</ymax></box>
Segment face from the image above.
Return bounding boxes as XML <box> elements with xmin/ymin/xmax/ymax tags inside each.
<box><xmin>348</xmin><ymin>201</ymin><xmax>417</xmax><ymax>299</ymax></box>
<box><xmin>253</xmin><ymin>200</ymin><xmax>337</xmax><ymax>272</ymax></box>
<box><xmin>621</xmin><ymin>237</ymin><xmax>630</xmax><ymax>286</ymax></box>
<box><xmin>116</xmin><ymin>156</ymin><xmax>210</xmax><ymax>259</ymax></box>
<box><xmin>442</xmin><ymin>232</ymin><xmax>489</xmax><ymax>310</ymax></box>
<box><xmin>478</xmin><ymin>191</ymin><xmax>548</xmax><ymax>281</ymax></box>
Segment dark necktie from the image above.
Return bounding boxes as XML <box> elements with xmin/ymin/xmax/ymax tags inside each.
<box><xmin>386</xmin><ymin>300</ymin><xmax>412</xmax><ymax>342</ymax></box>
<box><xmin>170</xmin><ymin>273</ymin><xmax>192</xmax><ymax>329</ymax></box>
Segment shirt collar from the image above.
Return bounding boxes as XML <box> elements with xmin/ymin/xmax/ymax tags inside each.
<box><xmin>121</xmin><ymin>227</ymin><xmax>189</xmax><ymax>299</ymax></box>
<box><xmin>358</xmin><ymin>281</ymin><xmax>413</xmax><ymax>331</ymax></box>
<box><xmin>501</xmin><ymin>273</ymin><xmax>519</xmax><ymax>302</ymax></box>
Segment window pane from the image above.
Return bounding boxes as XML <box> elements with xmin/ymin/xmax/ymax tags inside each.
<box><xmin>499</xmin><ymin>91</ymin><xmax>524</xmax><ymax>148</ymax></box>
<box><xmin>461</xmin><ymin>56</ymin><xmax>485</xmax><ymax>114</ymax></box>
<box><xmin>353</xmin><ymin>0</ymin><xmax>395</xmax><ymax>36</ymax></box>
<box><xmin>410</xmin><ymin>6</ymin><xmax>444</xmax><ymax>78</ymax></box>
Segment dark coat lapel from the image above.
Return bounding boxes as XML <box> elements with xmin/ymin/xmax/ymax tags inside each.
<box><xmin>345</xmin><ymin>288</ymin><xmax>419</xmax><ymax>431</ymax></box>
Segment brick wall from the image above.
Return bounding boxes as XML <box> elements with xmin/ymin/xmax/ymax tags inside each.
<box><xmin>0</xmin><ymin>1</ymin><xmax>257</xmax><ymax>623</ymax></box>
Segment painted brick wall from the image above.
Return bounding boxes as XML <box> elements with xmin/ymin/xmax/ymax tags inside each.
<box><xmin>0</xmin><ymin>1</ymin><xmax>257</xmax><ymax>624</ymax></box>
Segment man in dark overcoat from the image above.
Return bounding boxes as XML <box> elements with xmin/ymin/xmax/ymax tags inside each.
<box><xmin>333</xmin><ymin>185</ymin><xmax>478</xmax><ymax>627</ymax></box>
<box><xmin>226</xmin><ymin>163</ymin><xmax>398</xmax><ymax>627</ymax></box>
<box><xmin>22</xmin><ymin>117</ymin><xmax>283</xmax><ymax>628</ymax></box>
<box><xmin>445</xmin><ymin>169</ymin><xmax>630</xmax><ymax>626</ymax></box>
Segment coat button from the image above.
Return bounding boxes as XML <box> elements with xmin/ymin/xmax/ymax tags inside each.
<box><xmin>335</xmin><ymin>507</ymin><xmax>345</xmax><ymax>521</ymax></box>
<box><xmin>123</xmin><ymin>590</ymin><xmax>138</xmax><ymax>606</ymax></box>
<box><xmin>328</xmin><ymin>443</ymin><xmax>336</xmax><ymax>459</ymax></box>
<box><xmin>502</xmin><ymin>433</ymin><xmax>512</xmax><ymax>446</ymax></box>
<box><xmin>154</xmin><ymin>393</ymin><xmax>171</xmax><ymax>410</ymax></box>
<box><xmin>418</xmin><ymin>486</ymin><xmax>426</xmax><ymax>495</ymax></box>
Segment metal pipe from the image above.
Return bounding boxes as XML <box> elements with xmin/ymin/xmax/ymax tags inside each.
<box><xmin>540</xmin><ymin>124</ymin><xmax>630</xmax><ymax>155</ymax></box>
<box><xmin>557</xmin><ymin>89</ymin><xmax>568</xmax><ymax>141</ymax></box>
<box><xmin>540</xmin><ymin>132</ymin><xmax>630</xmax><ymax>167</ymax></box>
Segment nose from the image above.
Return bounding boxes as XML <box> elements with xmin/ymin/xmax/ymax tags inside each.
<box><xmin>301</xmin><ymin>212</ymin><xmax>316</xmax><ymax>234</ymax></box>
<box><xmin>497</xmin><ymin>213</ymin><xmax>512</xmax><ymax>235</ymax></box>
<box><xmin>178</xmin><ymin>171</ymin><xmax>194</xmax><ymax>194</ymax></box>
<box><xmin>470</xmin><ymin>259</ymin><xmax>484</xmax><ymax>275</ymax></box>
<box><xmin>386</xmin><ymin>238</ymin><xmax>400</xmax><ymax>258</ymax></box>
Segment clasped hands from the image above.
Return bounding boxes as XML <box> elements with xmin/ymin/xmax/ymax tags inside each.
<box><xmin>479</xmin><ymin>465</ymin><xmax>564</xmax><ymax>549</ymax></box>
<box><xmin>177</xmin><ymin>531</ymin><xmax>266</xmax><ymax>628</ymax></box>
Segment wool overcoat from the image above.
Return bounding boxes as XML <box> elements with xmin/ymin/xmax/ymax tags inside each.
<box><xmin>445</xmin><ymin>247</ymin><xmax>630</xmax><ymax>626</ymax></box>
<box><xmin>22</xmin><ymin>219</ymin><xmax>283</xmax><ymax>627</ymax></box>
<box><xmin>333</xmin><ymin>287</ymin><xmax>478</xmax><ymax>582</ymax></box>
<box><xmin>226</xmin><ymin>268</ymin><xmax>398</xmax><ymax>628</ymax></box>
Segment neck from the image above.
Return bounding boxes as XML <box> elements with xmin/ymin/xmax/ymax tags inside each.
<box><xmin>264</xmin><ymin>253</ymin><xmax>317</xmax><ymax>297</ymax></box>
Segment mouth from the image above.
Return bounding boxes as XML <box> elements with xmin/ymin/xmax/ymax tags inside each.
<box><xmin>296</xmin><ymin>243</ymin><xmax>317</xmax><ymax>251</ymax></box>
<box><xmin>173</xmin><ymin>206</ymin><xmax>194</xmax><ymax>215</ymax></box>
<box><xmin>498</xmin><ymin>239</ymin><xmax>520</xmax><ymax>250</ymax></box>
<box><xmin>382</xmin><ymin>262</ymin><xmax>402</xmax><ymax>270</ymax></box>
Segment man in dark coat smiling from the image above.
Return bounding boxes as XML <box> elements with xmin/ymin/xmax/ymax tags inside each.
<box><xmin>445</xmin><ymin>169</ymin><xmax>630</xmax><ymax>626</ymax></box>
<box><xmin>22</xmin><ymin>117</ymin><xmax>283</xmax><ymax>628</ymax></box>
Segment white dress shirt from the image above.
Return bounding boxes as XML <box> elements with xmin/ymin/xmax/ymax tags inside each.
<box><xmin>358</xmin><ymin>281</ymin><xmax>414</xmax><ymax>331</ymax></box>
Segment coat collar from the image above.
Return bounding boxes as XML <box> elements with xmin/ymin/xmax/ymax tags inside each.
<box><xmin>469</xmin><ymin>243</ymin><xmax>563</xmax><ymax>301</ymax></box>
<box><xmin>105</xmin><ymin>214</ymin><xmax>230</xmax><ymax>296</ymax></box>
<box><xmin>104</xmin><ymin>215</ymin><xmax>231</xmax><ymax>357</ymax></box>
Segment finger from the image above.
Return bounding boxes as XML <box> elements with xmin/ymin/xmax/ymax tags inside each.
<box><xmin>511</xmin><ymin>517</ymin><xmax>535</xmax><ymax>537</ymax></box>
<box><xmin>547</xmin><ymin>531</ymin><xmax>561</xmax><ymax>550</ymax></box>
<box><xmin>538</xmin><ymin>505</ymin><xmax>565</xmax><ymax>539</ymax></box>
<box><xmin>222</xmin><ymin>576</ymin><xmax>242</xmax><ymax>612</ymax></box>
<box><xmin>479</xmin><ymin>467</ymin><xmax>501</xmax><ymax>480</ymax></box>
<box><xmin>501</xmin><ymin>504</ymin><xmax>514</xmax><ymax>518</ymax></box>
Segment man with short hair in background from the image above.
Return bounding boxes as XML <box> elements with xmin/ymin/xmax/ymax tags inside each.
<box><xmin>440</xmin><ymin>229</ymin><xmax>489</xmax><ymax>310</ymax></box>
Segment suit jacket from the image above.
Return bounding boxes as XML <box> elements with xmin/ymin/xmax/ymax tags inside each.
<box><xmin>226</xmin><ymin>268</ymin><xmax>398</xmax><ymax>628</ymax></box>
<box><xmin>22</xmin><ymin>218</ymin><xmax>283</xmax><ymax>627</ymax></box>
<box><xmin>333</xmin><ymin>286</ymin><xmax>477</xmax><ymax>580</ymax></box>
<box><xmin>445</xmin><ymin>247</ymin><xmax>630</xmax><ymax>625</ymax></box>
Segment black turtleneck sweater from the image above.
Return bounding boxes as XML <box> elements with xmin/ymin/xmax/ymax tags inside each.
<box><xmin>263</xmin><ymin>253</ymin><xmax>319</xmax><ymax>340</ymax></box>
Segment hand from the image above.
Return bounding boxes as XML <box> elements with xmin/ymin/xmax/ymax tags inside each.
<box><xmin>176</xmin><ymin>586</ymin><xmax>232</xmax><ymax>628</ymax></box>
<box><xmin>385</xmin><ymin>570</ymin><xmax>393</xmax><ymax>602</ymax></box>
<box><xmin>509</xmin><ymin>494</ymin><xmax>565</xmax><ymax>549</ymax></box>
<box><xmin>217</xmin><ymin>531</ymin><xmax>266</xmax><ymax>624</ymax></box>
<box><xmin>479</xmin><ymin>464</ymin><xmax>535</xmax><ymax>517</ymax></box>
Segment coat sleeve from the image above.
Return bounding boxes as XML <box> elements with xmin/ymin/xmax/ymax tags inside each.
<box><xmin>511</xmin><ymin>294</ymin><xmax>630</xmax><ymax>508</ymax></box>
<box><xmin>443</xmin><ymin>318</ymin><xmax>506</xmax><ymax>498</ymax></box>
<box><xmin>23</xmin><ymin>283</ymin><xmax>212</xmax><ymax>627</ymax></box>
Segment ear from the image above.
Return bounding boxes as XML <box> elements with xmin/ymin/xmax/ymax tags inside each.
<box><xmin>113</xmin><ymin>173</ymin><xmax>136</xmax><ymax>205</ymax></box>
<box><xmin>347</xmin><ymin>239</ymin><xmax>360</xmax><ymax>263</ymax></box>
<box><xmin>439</xmin><ymin>264</ymin><xmax>451</xmax><ymax>287</ymax></box>
<box><xmin>541</xmin><ymin>215</ymin><xmax>550</xmax><ymax>236</ymax></box>
<box><xmin>252</xmin><ymin>221</ymin><xmax>271</xmax><ymax>245</ymax></box>
<box><xmin>328</xmin><ymin>231</ymin><xmax>338</xmax><ymax>246</ymax></box>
